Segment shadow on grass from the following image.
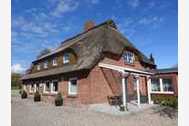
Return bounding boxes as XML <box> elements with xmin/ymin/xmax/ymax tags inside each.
<box><xmin>152</xmin><ymin>105</ymin><xmax>178</xmax><ymax>119</ymax></box>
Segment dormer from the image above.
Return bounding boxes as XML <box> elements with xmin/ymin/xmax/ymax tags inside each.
<box><xmin>62</xmin><ymin>48</ymin><xmax>77</xmax><ymax>65</ymax></box>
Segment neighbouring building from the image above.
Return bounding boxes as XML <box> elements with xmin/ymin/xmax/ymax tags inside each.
<box><xmin>21</xmin><ymin>20</ymin><xmax>178</xmax><ymax>108</ymax></box>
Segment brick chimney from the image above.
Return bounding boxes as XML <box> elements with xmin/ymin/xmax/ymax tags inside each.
<box><xmin>84</xmin><ymin>20</ymin><xmax>95</xmax><ymax>31</ymax></box>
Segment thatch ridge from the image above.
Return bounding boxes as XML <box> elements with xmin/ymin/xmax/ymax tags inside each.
<box><xmin>22</xmin><ymin>19</ymin><xmax>155</xmax><ymax>80</ymax></box>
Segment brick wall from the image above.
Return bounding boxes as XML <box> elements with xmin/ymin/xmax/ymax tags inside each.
<box><xmin>24</xmin><ymin>50</ymin><xmax>151</xmax><ymax>105</ymax></box>
<box><xmin>154</xmin><ymin>73</ymin><xmax>178</xmax><ymax>96</ymax></box>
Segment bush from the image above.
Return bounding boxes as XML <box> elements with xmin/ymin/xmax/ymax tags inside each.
<box><xmin>21</xmin><ymin>90</ymin><xmax>27</xmax><ymax>99</ymax></box>
<box><xmin>152</xmin><ymin>95</ymin><xmax>178</xmax><ymax>109</ymax></box>
<box><xmin>140</xmin><ymin>95</ymin><xmax>148</xmax><ymax>103</ymax></box>
<box><xmin>55</xmin><ymin>92</ymin><xmax>63</xmax><ymax>106</ymax></box>
<box><xmin>34</xmin><ymin>91</ymin><xmax>41</xmax><ymax>102</ymax></box>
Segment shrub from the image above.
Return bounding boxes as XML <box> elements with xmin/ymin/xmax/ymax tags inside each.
<box><xmin>152</xmin><ymin>95</ymin><xmax>178</xmax><ymax>109</ymax></box>
<box><xmin>21</xmin><ymin>90</ymin><xmax>27</xmax><ymax>99</ymax></box>
<box><xmin>34</xmin><ymin>91</ymin><xmax>41</xmax><ymax>102</ymax></box>
<box><xmin>140</xmin><ymin>95</ymin><xmax>148</xmax><ymax>103</ymax></box>
<box><xmin>55</xmin><ymin>92</ymin><xmax>63</xmax><ymax>106</ymax></box>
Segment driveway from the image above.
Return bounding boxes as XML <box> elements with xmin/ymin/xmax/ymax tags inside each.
<box><xmin>11</xmin><ymin>96</ymin><xmax>177</xmax><ymax>126</ymax></box>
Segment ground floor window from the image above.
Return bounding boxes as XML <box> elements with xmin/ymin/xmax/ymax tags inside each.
<box><xmin>68</xmin><ymin>78</ymin><xmax>77</xmax><ymax>95</ymax></box>
<box><xmin>44</xmin><ymin>81</ymin><xmax>58</xmax><ymax>93</ymax></box>
<box><xmin>30</xmin><ymin>84</ymin><xmax>34</xmax><ymax>92</ymax></box>
<box><xmin>162</xmin><ymin>78</ymin><xmax>173</xmax><ymax>92</ymax></box>
<box><xmin>151</xmin><ymin>77</ymin><xmax>174</xmax><ymax>93</ymax></box>
<box><xmin>151</xmin><ymin>78</ymin><xmax>160</xmax><ymax>91</ymax></box>
<box><xmin>45</xmin><ymin>82</ymin><xmax>50</xmax><ymax>92</ymax></box>
<box><xmin>52</xmin><ymin>81</ymin><xmax>58</xmax><ymax>92</ymax></box>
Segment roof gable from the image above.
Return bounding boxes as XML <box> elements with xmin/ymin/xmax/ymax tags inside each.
<box><xmin>23</xmin><ymin>20</ymin><xmax>155</xmax><ymax>80</ymax></box>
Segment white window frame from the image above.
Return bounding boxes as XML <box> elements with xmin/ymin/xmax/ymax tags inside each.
<box><xmin>123</xmin><ymin>51</ymin><xmax>135</xmax><ymax>64</ymax></box>
<box><xmin>29</xmin><ymin>84</ymin><xmax>36</xmax><ymax>93</ymax></box>
<box><xmin>52</xmin><ymin>58</ymin><xmax>57</xmax><ymax>66</ymax></box>
<box><xmin>37</xmin><ymin>64</ymin><xmax>41</xmax><ymax>71</ymax></box>
<box><xmin>63</xmin><ymin>53</ymin><xmax>70</xmax><ymax>64</ymax></box>
<box><xmin>43</xmin><ymin>81</ymin><xmax>51</xmax><ymax>94</ymax></box>
<box><xmin>151</xmin><ymin>78</ymin><xmax>161</xmax><ymax>92</ymax></box>
<box><xmin>43</xmin><ymin>61</ymin><xmax>48</xmax><ymax>69</ymax></box>
<box><xmin>162</xmin><ymin>78</ymin><xmax>174</xmax><ymax>92</ymax></box>
<box><xmin>68</xmin><ymin>77</ymin><xmax>78</xmax><ymax>95</ymax></box>
<box><xmin>151</xmin><ymin>78</ymin><xmax>174</xmax><ymax>94</ymax></box>
<box><xmin>43</xmin><ymin>81</ymin><xmax>58</xmax><ymax>94</ymax></box>
<box><xmin>51</xmin><ymin>80</ymin><xmax>58</xmax><ymax>94</ymax></box>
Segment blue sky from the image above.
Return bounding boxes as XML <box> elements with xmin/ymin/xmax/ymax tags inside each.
<box><xmin>11</xmin><ymin>0</ymin><xmax>178</xmax><ymax>73</ymax></box>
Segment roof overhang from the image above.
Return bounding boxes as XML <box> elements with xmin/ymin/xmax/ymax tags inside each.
<box><xmin>98</xmin><ymin>63</ymin><xmax>154</xmax><ymax>76</ymax></box>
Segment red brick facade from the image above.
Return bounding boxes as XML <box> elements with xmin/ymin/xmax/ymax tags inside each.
<box><xmin>25</xmin><ymin>51</ymin><xmax>178</xmax><ymax>105</ymax></box>
<box><xmin>153</xmin><ymin>72</ymin><xmax>178</xmax><ymax>96</ymax></box>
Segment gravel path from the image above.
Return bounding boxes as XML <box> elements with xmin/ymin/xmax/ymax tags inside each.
<box><xmin>11</xmin><ymin>96</ymin><xmax>177</xmax><ymax>126</ymax></box>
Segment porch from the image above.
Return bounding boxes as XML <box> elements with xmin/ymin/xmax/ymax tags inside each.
<box><xmin>99</xmin><ymin>63</ymin><xmax>154</xmax><ymax>111</ymax></box>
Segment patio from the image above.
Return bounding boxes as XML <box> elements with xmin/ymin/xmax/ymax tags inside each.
<box><xmin>12</xmin><ymin>95</ymin><xmax>177</xmax><ymax>126</ymax></box>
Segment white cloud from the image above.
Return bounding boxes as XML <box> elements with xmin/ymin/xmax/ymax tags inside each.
<box><xmin>51</xmin><ymin>0</ymin><xmax>79</xmax><ymax>17</ymax></box>
<box><xmin>11</xmin><ymin>64</ymin><xmax>25</xmax><ymax>73</ymax></box>
<box><xmin>117</xmin><ymin>16</ymin><xmax>164</xmax><ymax>37</ymax></box>
<box><xmin>128</xmin><ymin>0</ymin><xmax>140</xmax><ymax>8</ymax></box>
<box><xmin>12</xmin><ymin>16</ymin><xmax>60</xmax><ymax>39</ymax></box>
<box><xmin>138</xmin><ymin>16</ymin><xmax>164</xmax><ymax>25</ymax></box>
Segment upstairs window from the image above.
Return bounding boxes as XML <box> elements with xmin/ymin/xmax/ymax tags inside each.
<box><xmin>37</xmin><ymin>64</ymin><xmax>41</xmax><ymax>71</ymax></box>
<box><xmin>63</xmin><ymin>53</ymin><xmax>70</xmax><ymax>64</ymax></box>
<box><xmin>52</xmin><ymin>58</ymin><xmax>57</xmax><ymax>66</ymax></box>
<box><xmin>43</xmin><ymin>61</ymin><xmax>48</xmax><ymax>69</ymax></box>
<box><xmin>123</xmin><ymin>51</ymin><xmax>135</xmax><ymax>64</ymax></box>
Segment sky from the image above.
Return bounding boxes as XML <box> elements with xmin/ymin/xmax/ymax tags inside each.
<box><xmin>11</xmin><ymin>0</ymin><xmax>178</xmax><ymax>73</ymax></box>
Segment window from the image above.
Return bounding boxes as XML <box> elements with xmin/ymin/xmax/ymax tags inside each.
<box><xmin>151</xmin><ymin>78</ymin><xmax>160</xmax><ymax>91</ymax></box>
<box><xmin>52</xmin><ymin>58</ymin><xmax>57</xmax><ymax>66</ymax></box>
<box><xmin>123</xmin><ymin>51</ymin><xmax>135</xmax><ymax>64</ymax></box>
<box><xmin>45</xmin><ymin>82</ymin><xmax>50</xmax><ymax>92</ymax></box>
<box><xmin>52</xmin><ymin>81</ymin><xmax>58</xmax><ymax>92</ymax></box>
<box><xmin>68</xmin><ymin>78</ymin><xmax>77</xmax><ymax>95</ymax></box>
<box><xmin>162</xmin><ymin>78</ymin><xmax>173</xmax><ymax>92</ymax></box>
<box><xmin>30</xmin><ymin>84</ymin><xmax>34</xmax><ymax>92</ymax></box>
<box><xmin>37</xmin><ymin>64</ymin><xmax>41</xmax><ymax>70</ymax></box>
<box><xmin>63</xmin><ymin>53</ymin><xmax>70</xmax><ymax>64</ymax></box>
<box><xmin>36</xmin><ymin>83</ymin><xmax>39</xmax><ymax>91</ymax></box>
<box><xmin>151</xmin><ymin>77</ymin><xmax>174</xmax><ymax>94</ymax></box>
<box><xmin>44</xmin><ymin>61</ymin><xmax>48</xmax><ymax>69</ymax></box>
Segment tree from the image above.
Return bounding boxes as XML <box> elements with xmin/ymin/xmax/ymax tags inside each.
<box><xmin>37</xmin><ymin>48</ymin><xmax>51</xmax><ymax>58</ymax></box>
<box><xmin>11</xmin><ymin>72</ymin><xmax>22</xmax><ymax>89</ymax></box>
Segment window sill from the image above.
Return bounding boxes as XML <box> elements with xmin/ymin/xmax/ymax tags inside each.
<box><xmin>150</xmin><ymin>91</ymin><xmax>174</xmax><ymax>94</ymax></box>
<box><xmin>67</xmin><ymin>94</ymin><xmax>77</xmax><ymax>98</ymax></box>
<box><xmin>42</xmin><ymin>92</ymin><xmax>58</xmax><ymax>96</ymax></box>
<box><xmin>124</xmin><ymin>63</ymin><xmax>135</xmax><ymax>66</ymax></box>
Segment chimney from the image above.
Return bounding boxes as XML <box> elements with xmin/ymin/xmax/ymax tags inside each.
<box><xmin>149</xmin><ymin>53</ymin><xmax>155</xmax><ymax>64</ymax></box>
<box><xmin>84</xmin><ymin>20</ymin><xmax>95</xmax><ymax>31</ymax></box>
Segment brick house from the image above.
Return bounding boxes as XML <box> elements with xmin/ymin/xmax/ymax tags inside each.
<box><xmin>21</xmin><ymin>20</ymin><xmax>178</xmax><ymax>108</ymax></box>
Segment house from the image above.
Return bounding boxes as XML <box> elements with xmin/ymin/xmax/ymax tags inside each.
<box><xmin>150</xmin><ymin>67</ymin><xmax>178</xmax><ymax>101</ymax></box>
<box><xmin>21</xmin><ymin>20</ymin><xmax>178</xmax><ymax>109</ymax></box>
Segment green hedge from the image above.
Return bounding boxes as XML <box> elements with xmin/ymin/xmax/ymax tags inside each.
<box><xmin>152</xmin><ymin>95</ymin><xmax>178</xmax><ymax>109</ymax></box>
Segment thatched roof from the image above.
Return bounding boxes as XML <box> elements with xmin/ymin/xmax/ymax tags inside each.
<box><xmin>22</xmin><ymin>20</ymin><xmax>155</xmax><ymax>80</ymax></box>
